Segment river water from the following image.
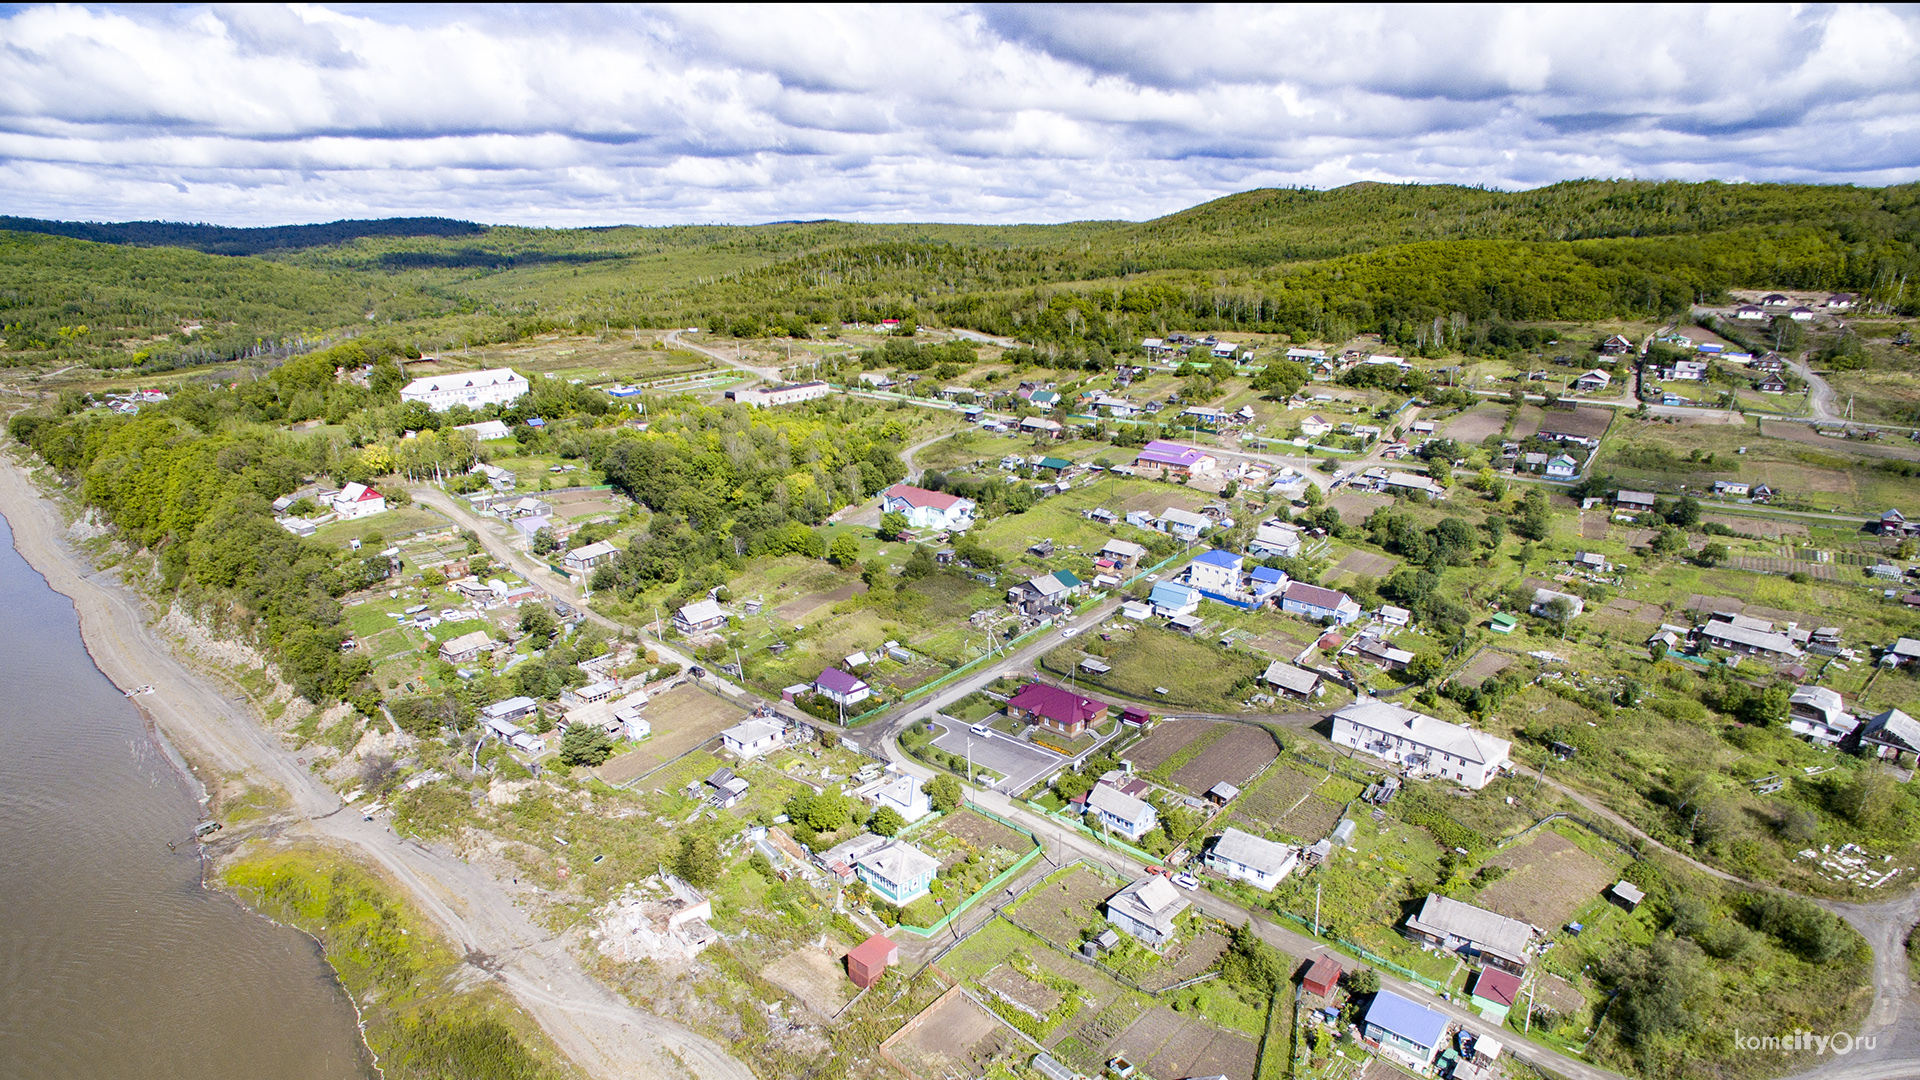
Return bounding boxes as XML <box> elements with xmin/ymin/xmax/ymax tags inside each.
<box><xmin>0</xmin><ymin>514</ymin><xmax>371</xmax><ymax>1080</ymax></box>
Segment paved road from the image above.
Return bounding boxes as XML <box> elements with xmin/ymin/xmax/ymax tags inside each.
<box><xmin>926</xmin><ymin>717</ymin><xmax>1063</xmax><ymax>794</ymax></box>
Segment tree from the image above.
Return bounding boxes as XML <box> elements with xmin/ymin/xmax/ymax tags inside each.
<box><xmin>1407</xmin><ymin>652</ymin><xmax>1445</xmax><ymax>684</ymax></box>
<box><xmin>878</xmin><ymin>511</ymin><xmax>910</xmax><ymax>540</ymax></box>
<box><xmin>1543</xmin><ymin>595</ymin><xmax>1577</xmax><ymax>638</ymax></box>
<box><xmin>901</xmin><ymin>544</ymin><xmax>935</xmax><ymax>581</ymax></box>
<box><xmin>828</xmin><ymin>533</ymin><xmax>861</xmax><ymax>567</ymax></box>
<box><xmin>1697</xmin><ymin>541</ymin><xmax>1728</xmax><ymax>566</ymax></box>
<box><xmin>1666</xmin><ymin>496</ymin><xmax>1702</xmax><ymax>528</ymax></box>
<box><xmin>558</xmin><ymin>722</ymin><xmax>614</xmax><ymax>767</ymax></box>
<box><xmin>1346</xmin><ymin>967</ymin><xmax>1380</xmax><ymax>994</ymax></box>
<box><xmin>1650</xmin><ymin>526</ymin><xmax>1689</xmax><ymax>555</ymax></box>
<box><xmin>531</xmin><ymin>527</ymin><xmax>559</xmax><ymax>556</ymax></box>
<box><xmin>806</xmin><ymin>789</ymin><xmax>851</xmax><ymax>832</ymax></box>
<box><xmin>519</xmin><ymin>603</ymin><xmax>557</xmax><ymax>639</ymax></box>
<box><xmin>869</xmin><ymin>807</ymin><xmax>906</xmax><ymax>837</ymax></box>
<box><xmin>1607</xmin><ymin>938</ymin><xmax>1708</xmax><ymax>1048</ymax></box>
<box><xmin>927</xmin><ymin>773</ymin><xmax>963</xmax><ymax>812</ymax></box>
<box><xmin>675</xmin><ymin>834</ymin><xmax>720</xmax><ymax>888</ymax></box>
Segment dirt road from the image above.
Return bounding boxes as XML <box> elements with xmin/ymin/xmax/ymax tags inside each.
<box><xmin>0</xmin><ymin>456</ymin><xmax>754</xmax><ymax>1080</ymax></box>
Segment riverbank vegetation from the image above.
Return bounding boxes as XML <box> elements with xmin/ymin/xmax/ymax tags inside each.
<box><xmin>222</xmin><ymin>846</ymin><xmax>575</xmax><ymax>1080</ymax></box>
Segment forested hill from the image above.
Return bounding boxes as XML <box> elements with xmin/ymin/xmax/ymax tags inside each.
<box><xmin>3</xmin><ymin>179</ymin><xmax>1918</xmax><ymax>373</ymax></box>
<box><xmin>0</xmin><ymin>215</ymin><xmax>484</xmax><ymax>256</ymax></box>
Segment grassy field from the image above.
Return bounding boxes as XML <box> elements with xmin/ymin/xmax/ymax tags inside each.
<box><xmin>1043</xmin><ymin>625</ymin><xmax>1266</xmax><ymax>711</ymax></box>
<box><xmin>222</xmin><ymin>846</ymin><xmax>574</xmax><ymax>1080</ymax></box>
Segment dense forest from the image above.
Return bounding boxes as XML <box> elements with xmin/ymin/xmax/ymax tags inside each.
<box><xmin>3</xmin><ymin>179</ymin><xmax>1917</xmax><ymax>373</ymax></box>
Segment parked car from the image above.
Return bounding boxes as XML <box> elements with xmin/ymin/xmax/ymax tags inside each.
<box><xmin>970</xmin><ymin>723</ymin><xmax>994</xmax><ymax>738</ymax></box>
<box><xmin>1173</xmin><ymin>873</ymin><xmax>1199</xmax><ymax>891</ymax></box>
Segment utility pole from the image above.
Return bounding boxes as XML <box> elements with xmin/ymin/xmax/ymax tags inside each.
<box><xmin>1314</xmin><ymin>881</ymin><xmax>1322</xmax><ymax>937</ymax></box>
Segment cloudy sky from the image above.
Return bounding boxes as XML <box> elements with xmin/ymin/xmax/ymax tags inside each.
<box><xmin>2</xmin><ymin>3</ymin><xmax>1918</xmax><ymax>227</ymax></box>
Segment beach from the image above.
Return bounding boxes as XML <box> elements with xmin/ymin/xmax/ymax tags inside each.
<box><xmin>0</xmin><ymin>452</ymin><xmax>754</xmax><ymax>1080</ymax></box>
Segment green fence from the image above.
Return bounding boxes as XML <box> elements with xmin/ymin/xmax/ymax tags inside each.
<box><xmin>893</xmin><ymin>807</ymin><xmax>1044</xmax><ymax>938</ymax></box>
<box><xmin>1266</xmin><ymin>910</ymin><xmax>1449</xmax><ymax>994</ymax></box>
<box><xmin>1023</xmin><ymin>800</ymin><xmax>1164</xmax><ymax>865</ymax></box>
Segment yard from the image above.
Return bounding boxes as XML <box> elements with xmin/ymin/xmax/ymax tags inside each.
<box><xmin>594</xmin><ymin>682</ymin><xmax>751</xmax><ymax>785</ymax></box>
<box><xmin>1169</xmin><ymin>724</ymin><xmax>1281</xmax><ymax>796</ymax></box>
<box><xmin>1474</xmin><ymin>827</ymin><xmax>1625</xmax><ymax>930</ymax></box>
<box><xmin>1228</xmin><ymin>762</ymin><xmax>1358</xmax><ymax>844</ymax></box>
<box><xmin>1046</xmin><ymin>627</ymin><xmax>1265</xmax><ymax>711</ymax></box>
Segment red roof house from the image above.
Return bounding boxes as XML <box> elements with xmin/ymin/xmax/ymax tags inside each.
<box><xmin>846</xmin><ymin>933</ymin><xmax>898</xmax><ymax>988</ymax></box>
<box><xmin>1006</xmin><ymin>683</ymin><xmax>1111</xmax><ymax>738</ymax></box>
<box><xmin>1303</xmin><ymin>954</ymin><xmax>1343</xmax><ymax>997</ymax></box>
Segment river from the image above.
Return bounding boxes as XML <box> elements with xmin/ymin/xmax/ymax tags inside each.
<box><xmin>0</xmin><ymin>513</ymin><xmax>371</xmax><ymax>1080</ymax></box>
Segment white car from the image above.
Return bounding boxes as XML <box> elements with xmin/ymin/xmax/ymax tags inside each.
<box><xmin>970</xmin><ymin>723</ymin><xmax>994</xmax><ymax>738</ymax></box>
<box><xmin>1173</xmin><ymin>873</ymin><xmax>1199</xmax><ymax>891</ymax></box>
<box><xmin>1061</xmin><ymin>627</ymin><xmax>1081</xmax><ymax>639</ymax></box>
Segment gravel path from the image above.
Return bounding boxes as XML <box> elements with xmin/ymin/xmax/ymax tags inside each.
<box><xmin>0</xmin><ymin>454</ymin><xmax>755</xmax><ymax>1080</ymax></box>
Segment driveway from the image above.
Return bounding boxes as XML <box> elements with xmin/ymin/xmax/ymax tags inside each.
<box><xmin>927</xmin><ymin>716</ymin><xmax>1063</xmax><ymax>794</ymax></box>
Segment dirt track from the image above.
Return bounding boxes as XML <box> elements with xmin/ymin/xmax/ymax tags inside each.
<box><xmin>0</xmin><ymin>455</ymin><xmax>754</xmax><ymax>1080</ymax></box>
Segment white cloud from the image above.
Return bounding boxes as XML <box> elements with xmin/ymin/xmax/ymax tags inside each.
<box><xmin>0</xmin><ymin>3</ymin><xmax>1915</xmax><ymax>227</ymax></box>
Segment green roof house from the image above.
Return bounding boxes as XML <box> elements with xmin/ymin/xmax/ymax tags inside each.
<box><xmin>1489</xmin><ymin>614</ymin><xmax>1519</xmax><ymax>634</ymax></box>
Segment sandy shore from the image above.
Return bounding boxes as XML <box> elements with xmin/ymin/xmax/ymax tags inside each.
<box><xmin>0</xmin><ymin>453</ymin><xmax>753</xmax><ymax>1080</ymax></box>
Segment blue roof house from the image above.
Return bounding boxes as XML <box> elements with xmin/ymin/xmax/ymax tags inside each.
<box><xmin>1249</xmin><ymin>565</ymin><xmax>1287</xmax><ymax>601</ymax></box>
<box><xmin>1363</xmin><ymin>990</ymin><xmax>1450</xmax><ymax>1067</ymax></box>
<box><xmin>1149</xmin><ymin>581</ymin><xmax>1200</xmax><ymax>618</ymax></box>
<box><xmin>1188</xmin><ymin>549</ymin><xmax>1244</xmax><ymax>594</ymax></box>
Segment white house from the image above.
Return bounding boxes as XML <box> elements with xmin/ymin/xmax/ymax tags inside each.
<box><xmin>720</xmin><ymin>719</ymin><xmax>785</xmax><ymax>759</ymax></box>
<box><xmin>400</xmin><ymin>367</ymin><xmax>531</xmax><ymax>412</ymax></box>
<box><xmin>856</xmin><ymin>773</ymin><xmax>933</xmax><ymax>824</ymax></box>
<box><xmin>1148</xmin><ymin>581</ymin><xmax>1201</xmax><ymax>618</ymax></box>
<box><xmin>725</xmin><ymin>381</ymin><xmax>832</xmax><ymax>408</ymax></box>
<box><xmin>1249</xmin><ymin>520</ymin><xmax>1303</xmax><ymax>559</ymax></box>
<box><xmin>563</xmin><ymin>540</ymin><xmax>619</xmax><ymax>573</ymax></box>
<box><xmin>880</xmin><ymin>484</ymin><xmax>977</xmax><ymax>532</ymax></box>
<box><xmin>1158</xmin><ymin>508</ymin><xmax>1211</xmax><ymax>541</ymax></box>
<box><xmin>1572</xmin><ymin>370</ymin><xmax>1612</xmax><ymax>392</ymax></box>
<box><xmin>1087</xmin><ymin>783</ymin><xmax>1158</xmax><ymax>841</ymax></box>
<box><xmin>1531</xmin><ymin>588</ymin><xmax>1585</xmax><ymax>618</ymax></box>
<box><xmin>1544</xmin><ymin>454</ymin><xmax>1580</xmax><ymax>480</ymax></box>
<box><xmin>674</xmin><ymin>599</ymin><xmax>729</xmax><ymax>635</ymax></box>
<box><xmin>1300</xmin><ymin>415</ymin><xmax>1333</xmax><ymax>438</ymax></box>
<box><xmin>1331</xmin><ymin>699</ymin><xmax>1513</xmax><ymax>790</ymax></box>
<box><xmin>813</xmin><ymin>667</ymin><xmax>872</xmax><ymax>709</ymax></box>
<box><xmin>331</xmin><ymin>482</ymin><xmax>388</xmax><ymax>520</ymax></box>
<box><xmin>1282</xmin><ymin>581</ymin><xmax>1362</xmax><ymax>625</ymax></box>
<box><xmin>456</xmin><ymin>419</ymin><xmax>513</xmax><ymax>441</ymax></box>
<box><xmin>1187</xmin><ymin>549</ymin><xmax>1244</xmax><ymax>593</ymax></box>
<box><xmin>1788</xmin><ymin>686</ymin><xmax>1855</xmax><ymax>746</ymax></box>
<box><xmin>854</xmin><ymin>841</ymin><xmax>939</xmax><ymax>906</ymax></box>
<box><xmin>1106</xmin><ymin>875</ymin><xmax>1189</xmax><ymax>950</ymax></box>
<box><xmin>1206</xmin><ymin>827</ymin><xmax>1298</xmax><ymax>891</ymax></box>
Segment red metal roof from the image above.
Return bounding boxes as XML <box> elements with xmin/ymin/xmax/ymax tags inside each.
<box><xmin>1473</xmin><ymin>968</ymin><xmax>1523</xmax><ymax>1008</ymax></box>
<box><xmin>1008</xmin><ymin>683</ymin><xmax>1109</xmax><ymax>726</ymax></box>
<box><xmin>883</xmin><ymin>483</ymin><xmax>966</xmax><ymax>511</ymax></box>
<box><xmin>847</xmin><ymin>933</ymin><xmax>896</xmax><ymax>969</ymax></box>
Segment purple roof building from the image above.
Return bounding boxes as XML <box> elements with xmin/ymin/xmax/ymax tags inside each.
<box><xmin>814</xmin><ymin>667</ymin><xmax>873</xmax><ymax>708</ymax></box>
<box><xmin>1132</xmin><ymin>440</ymin><xmax>1216</xmax><ymax>476</ymax></box>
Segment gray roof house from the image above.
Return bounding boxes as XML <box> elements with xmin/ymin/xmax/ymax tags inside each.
<box><xmin>1205</xmin><ymin>827</ymin><xmax>1298</xmax><ymax>891</ymax></box>
<box><xmin>1403</xmin><ymin>893</ymin><xmax>1535</xmax><ymax>974</ymax></box>
<box><xmin>1106</xmin><ymin>875</ymin><xmax>1189</xmax><ymax>950</ymax></box>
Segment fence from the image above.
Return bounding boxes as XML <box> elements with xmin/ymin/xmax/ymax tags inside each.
<box><xmin>1266</xmin><ymin>909</ymin><xmax>1450</xmax><ymax>996</ymax></box>
<box><xmin>1022</xmin><ymin>800</ymin><xmax>1164</xmax><ymax>865</ymax></box>
<box><xmin>892</xmin><ymin>806</ymin><xmax>1044</xmax><ymax>939</ymax></box>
